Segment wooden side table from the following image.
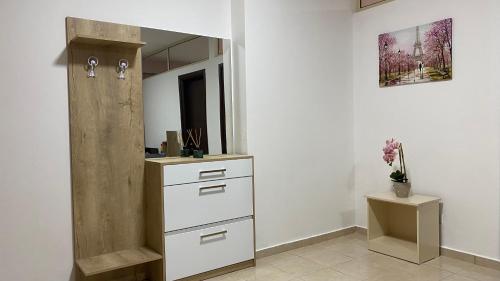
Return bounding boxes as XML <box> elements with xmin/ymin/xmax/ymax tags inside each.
<box><xmin>366</xmin><ymin>192</ymin><xmax>440</xmax><ymax>264</ymax></box>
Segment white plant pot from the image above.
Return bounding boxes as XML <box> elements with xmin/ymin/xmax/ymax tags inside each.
<box><xmin>393</xmin><ymin>181</ymin><xmax>411</xmax><ymax>198</ymax></box>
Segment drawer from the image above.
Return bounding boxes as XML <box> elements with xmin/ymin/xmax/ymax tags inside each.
<box><xmin>164</xmin><ymin>177</ymin><xmax>253</xmax><ymax>232</ymax></box>
<box><xmin>163</xmin><ymin>158</ymin><xmax>252</xmax><ymax>186</ymax></box>
<box><xmin>165</xmin><ymin>218</ymin><xmax>254</xmax><ymax>281</ymax></box>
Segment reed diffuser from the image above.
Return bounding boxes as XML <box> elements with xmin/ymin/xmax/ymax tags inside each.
<box><xmin>187</xmin><ymin>128</ymin><xmax>204</xmax><ymax>158</ymax></box>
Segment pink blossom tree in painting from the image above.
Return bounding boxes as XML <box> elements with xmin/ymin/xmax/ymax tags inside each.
<box><xmin>379</xmin><ymin>18</ymin><xmax>452</xmax><ymax>87</ymax></box>
<box><xmin>424</xmin><ymin>18</ymin><xmax>452</xmax><ymax>77</ymax></box>
<box><xmin>378</xmin><ymin>33</ymin><xmax>396</xmax><ymax>85</ymax></box>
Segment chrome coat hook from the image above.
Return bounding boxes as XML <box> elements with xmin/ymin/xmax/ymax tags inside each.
<box><xmin>87</xmin><ymin>56</ymin><xmax>98</xmax><ymax>78</ymax></box>
<box><xmin>117</xmin><ymin>59</ymin><xmax>129</xmax><ymax>80</ymax></box>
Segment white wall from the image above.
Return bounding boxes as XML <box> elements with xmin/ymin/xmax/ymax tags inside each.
<box><xmin>231</xmin><ymin>0</ymin><xmax>248</xmax><ymax>154</ymax></box>
<box><xmin>353</xmin><ymin>0</ymin><xmax>500</xmax><ymax>260</ymax></box>
<box><xmin>2</xmin><ymin>1</ymin><xmax>499</xmax><ymax>281</ymax></box>
<box><xmin>245</xmin><ymin>0</ymin><xmax>355</xmax><ymax>250</ymax></box>
<box><xmin>0</xmin><ymin>1</ymin><xmax>231</xmax><ymax>281</ymax></box>
<box><xmin>143</xmin><ymin>44</ymin><xmax>224</xmax><ymax>154</ymax></box>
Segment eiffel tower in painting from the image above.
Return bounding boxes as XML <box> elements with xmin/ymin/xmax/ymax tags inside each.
<box><xmin>413</xmin><ymin>26</ymin><xmax>424</xmax><ymax>61</ymax></box>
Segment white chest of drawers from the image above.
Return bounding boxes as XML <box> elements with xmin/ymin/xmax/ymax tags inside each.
<box><xmin>145</xmin><ymin>155</ymin><xmax>255</xmax><ymax>281</ymax></box>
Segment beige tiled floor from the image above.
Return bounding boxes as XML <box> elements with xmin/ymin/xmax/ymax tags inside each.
<box><xmin>207</xmin><ymin>233</ymin><xmax>500</xmax><ymax>281</ymax></box>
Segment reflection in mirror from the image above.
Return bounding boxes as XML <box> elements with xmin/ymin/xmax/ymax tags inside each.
<box><xmin>141</xmin><ymin>27</ymin><xmax>232</xmax><ymax>158</ymax></box>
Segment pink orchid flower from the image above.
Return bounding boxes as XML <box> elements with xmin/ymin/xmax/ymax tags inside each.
<box><xmin>383</xmin><ymin>138</ymin><xmax>399</xmax><ymax>165</ymax></box>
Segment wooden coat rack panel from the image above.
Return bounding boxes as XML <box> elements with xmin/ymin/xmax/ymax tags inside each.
<box><xmin>66</xmin><ymin>17</ymin><xmax>161</xmax><ymax>281</ymax></box>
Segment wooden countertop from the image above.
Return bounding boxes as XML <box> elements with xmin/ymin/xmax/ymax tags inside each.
<box><xmin>366</xmin><ymin>192</ymin><xmax>440</xmax><ymax>206</ymax></box>
<box><xmin>145</xmin><ymin>154</ymin><xmax>253</xmax><ymax>165</ymax></box>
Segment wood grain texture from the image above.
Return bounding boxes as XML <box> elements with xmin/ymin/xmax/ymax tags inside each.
<box><xmin>145</xmin><ymin>161</ymin><xmax>165</xmax><ymax>281</ymax></box>
<box><xmin>145</xmin><ymin>154</ymin><xmax>253</xmax><ymax>166</ymax></box>
<box><xmin>69</xmin><ymin>35</ymin><xmax>145</xmax><ymax>259</ymax></box>
<box><xmin>70</xmin><ymin>35</ymin><xmax>145</xmax><ymax>48</ymax></box>
<box><xmin>76</xmin><ymin>265</ymin><xmax>147</xmax><ymax>281</ymax></box>
<box><xmin>66</xmin><ymin>17</ymin><xmax>156</xmax><ymax>280</ymax></box>
<box><xmin>67</xmin><ymin>17</ymin><xmax>142</xmax><ymax>46</ymax></box>
<box><xmin>77</xmin><ymin>247</ymin><xmax>162</xmax><ymax>276</ymax></box>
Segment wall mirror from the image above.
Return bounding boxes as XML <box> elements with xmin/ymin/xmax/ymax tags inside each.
<box><xmin>141</xmin><ymin>27</ymin><xmax>233</xmax><ymax>157</ymax></box>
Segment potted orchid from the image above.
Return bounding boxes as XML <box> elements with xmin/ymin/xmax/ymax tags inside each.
<box><xmin>383</xmin><ymin>138</ymin><xmax>411</xmax><ymax>198</ymax></box>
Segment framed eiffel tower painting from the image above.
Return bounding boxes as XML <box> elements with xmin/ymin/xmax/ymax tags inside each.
<box><xmin>378</xmin><ymin>18</ymin><xmax>452</xmax><ymax>87</ymax></box>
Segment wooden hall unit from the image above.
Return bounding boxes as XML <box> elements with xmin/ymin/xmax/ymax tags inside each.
<box><xmin>366</xmin><ymin>192</ymin><xmax>440</xmax><ymax>264</ymax></box>
<box><xmin>66</xmin><ymin>17</ymin><xmax>161</xmax><ymax>281</ymax></box>
<box><xmin>66</xmin><ymin>17</ymin><xmax>254</xmax><ymax>281</ymax></box>
<box><xmin>145</xmin><ymin>155</ymin><xmax>256</xmax><ymax>281</ymax></box>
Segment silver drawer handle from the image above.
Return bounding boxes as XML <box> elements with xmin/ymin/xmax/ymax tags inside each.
<box><xmin>200</xmin><ymin>230</ymin><xmax>227</xmax><ymax>239</ymax></box>
<box><xmin>199</xmin><ymin>184</ymin><xmax>226</xmax><ymax>192</ymax></box>
<box><xmin>199</xmin><ymin>168</ymin><xmax>226</xmax><ymax>175</ymax></box>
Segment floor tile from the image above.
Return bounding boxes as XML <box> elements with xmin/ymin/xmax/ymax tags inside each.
<box><xmin>290</xmin><ymin>246</ymin><xmax>353</xmax><ymax>266</ymax></box>
<box><xmin>362</xmin><ymin>270</ymin><xmax>414</xmax><ymax>281</ymax></box>
<box><xmin>206</xmin><ymin>273</ymin><xmax>244</xmax><ymax>281</ymax></box>
<box><xmin>298</xmin><ymin>267</ymin><xmax>361</xmax><ymax>281</ymax></box>
<box><xmin>227</xmin><ymin>262</ymin><xmax>290</xmax><ymax>281</ymax></box>
<box><xmin>329</xmin><ymin>259</ymin><xmax>389</xmax><ymax>280</ymax></box>
<box><xmin>287</xmin><ymin>243</ymin><xmax>328</xmax><ymax>257</ymax></box>
<box><xmin>257</xmin><ymin>252</ymin><xmax>296</xmax><ymax>266</ymax></box>
<box><xmin>210</xmin><ymin>234</ymin><xmax>500</xmax><ymax>281</ymax></box>
<box><xmin>328</xmin><ymin>243</ymin><xmax>373</xmax><ymax>259</ymax></box>
<box><xmin>441</xmin><ymin>275</ymin><xmax>479</xmax><ymax>281</ymax></box>
<box><xmin>456</xmin><ymin>264</ymin><xmax>500</xmax><ymax>281</ymax></box>
<box><xmin>426</xmin><ymin>256</ymin><xmax>476</xmax><ymax>273</ymax></box>
<box><xmin>242</xmin><ymin>269</ymin><xmax>296</xmax><ymax>281</ymax></box>
<box><xmin>407</xmin><ymin>264</ymin><xmax>454</xmax><ymax>281</ymax></box>
<box><xmin>263</xmin><ymin>252</ymin><xmax>327</xmax><ymax>278</ymax></box>
<box><xmin>427</xmin><ymin>256</ymin><xmax>500</xmax><ymax>280</ymax></box>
